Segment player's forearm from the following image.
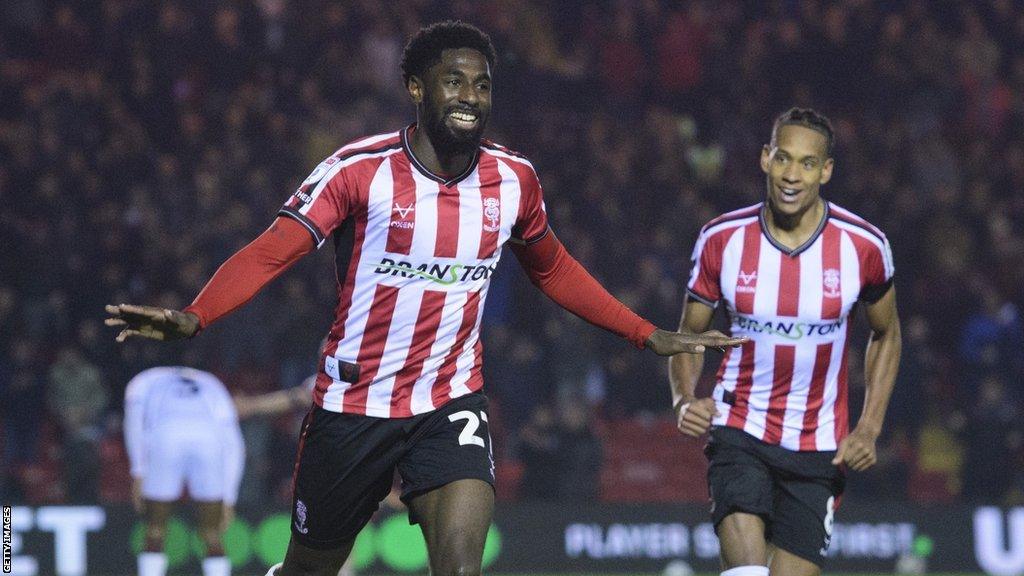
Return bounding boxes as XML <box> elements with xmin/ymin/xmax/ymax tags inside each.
<box><xmin>185</xmin><ymin>217</ymin><xmax>313</xmax><ymax>329</ymax></box>
<box><xmin>669</xmin><ymin>348</ymin><xmax>704</xmax><ymax>409</ymax></box>
<box><xmin>858</xmin><ymin>323</ymin><xmax>902</xmax><ymax>438</ymax></box>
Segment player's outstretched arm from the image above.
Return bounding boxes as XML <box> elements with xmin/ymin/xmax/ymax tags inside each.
<box><xmin>104</xmin><ymin>304</ymin><xmax>199</xmax><ymax>342</ymax></box>
<box><xmin>104</xmin><ymin>217</ymin><xmax>314</xmax><ymax>343</ymax></box>
<box><xmin>511</xmin><ymin>230</ymin><xmax>746</xmax><ymax>352</ymax></box>
<box><xmin>832</xmin><ymin>286</ymin><xmax>901</xmax><ymax>471</ymax></box>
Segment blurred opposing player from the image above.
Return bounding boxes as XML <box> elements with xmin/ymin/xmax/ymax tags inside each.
<box><xmin>669</xmin><ymin>108</ymin><xmax>902</xmax><ymax>576</ymax></box>
<box><xmin>107</xmin><ymin>21</ymin><xmax>745</xmax><ymax>576</ymax></box>
<box><xmin>124</xmin><ymin>366</ymin><xmax>245</xmax><ymax>576</ymax></box>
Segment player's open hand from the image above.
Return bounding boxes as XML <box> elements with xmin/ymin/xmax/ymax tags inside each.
<box><xmin>104</xmin><ymin>304</ymin><xmax>200</xmax><ymax>342</ymax></box>
<box><xmin>831</xmin><ymin>426</ymin><xmax>878</xmax><ymax>471</ymax></box>
<box><xmin>676</xmin><ymin>397</ymin><xmax>719</xmax><ymax>437</ymax></box>
<box><xmin>646</xmin><ymin>328</ymin><xmax>748</xmax><ymax>356</ymax></box>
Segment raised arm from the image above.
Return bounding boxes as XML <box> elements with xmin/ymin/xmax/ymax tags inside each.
<box><xmin>510</xmin><ymin>230</ymin><xmax>745</xmax><ymax>355</ymax></box>
<box><xmin>832</xmin><ymin>285</ymin><xmax>902</xmax><ymax>470</ymax></box>
<box><xmin>105</xmin><ymin>216</ymin><xmax>314</xmax><ymax>341</ymax></box>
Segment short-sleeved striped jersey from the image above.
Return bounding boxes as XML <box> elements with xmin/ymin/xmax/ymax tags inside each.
<box><xmin>279</xmin><ymin>125</ymin><xmax>547</xmax><ymax>417</ymax></box>
<box><xmin>687</xmin><ymin>202</ymin><xmax>894</xmax><ymax>451</ymax></box>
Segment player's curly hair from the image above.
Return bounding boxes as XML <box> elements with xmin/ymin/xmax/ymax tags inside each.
<box><xmin>771</xmin><ymin>107</ymin><xmax>835</xmax><ymax>156</ymax></box>
<box><xmin>400</xmin><ymin>20</ymin><xmax>496</xmax><ymax>84</ymax></box>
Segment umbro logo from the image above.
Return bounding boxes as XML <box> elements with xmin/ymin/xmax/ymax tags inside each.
<box><xmin>739</xmin><ymin>270</ymin><xmax>757</xmax><ymax>285</ymax></box>
<box><xmin>393</xmin><ymin>203</ymin><xmax>414</xmax><ymax>218</ymax></box>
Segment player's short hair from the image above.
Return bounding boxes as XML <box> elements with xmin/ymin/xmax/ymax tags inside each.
<box><xmin>400</xmin><ymin>20</ymin><xmax>496</xmax><ymax>84</ymax></box>
<box><xmin>771</xmin><ymin>107</ymin><xmax>835</xmax><ymax>157</ymax></box>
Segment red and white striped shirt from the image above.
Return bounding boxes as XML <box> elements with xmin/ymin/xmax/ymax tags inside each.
<box><xmin>687</xmin><ymin>202</ymin><xmax>894</xmax><ymax>451</ymax></box>
<box><xmin>279</xmin><ymin>125</ymin><xmax>548</xmax><ymax>417</ymax></box>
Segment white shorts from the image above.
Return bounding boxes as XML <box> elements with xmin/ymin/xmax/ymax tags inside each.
<box><xmin>142</xmin><ymin>428</ymin><xmax>226</xmax><ymax>503</ymax></box>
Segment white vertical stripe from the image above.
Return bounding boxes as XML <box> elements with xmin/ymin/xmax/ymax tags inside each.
<box><xmin>409</xmin><ymin>170</ymin><xmax>440</xmax><ymax>256</ymax></box>
<box><xmin>752</xmin><ymin>234</ymin><xmax>781</xmax><ymax>318</ymax></box>
<box><xmin>780</xmin><ymin>342</ymin><xmax>818</xmax><ymax>450</ymax></box>
<box><xmin>456</xmin><ymin>169</ymin><xmax>483</xmax><ymax>259</ymax></box>
<box><xmin>798</xmin><ymin>237</ymin><xmax>824</xmax><ymax>320</ymax></box>
<box><xmin>411</xmin><ymin>291</ymin><xmax>469</xmax><ymax>414</ymax></box>
<box><xmin>495</xmin><ymin>158</ymin><xmax>523</xmax><ymax>251</ymax></box>
<box><xmin>718</xmin><ymin>226</ymin><xmax>747</xmax><ymax>306</ymax></box>
<box><xmin>364</xmin><ymin>287</ymin><xmax>424</xmax><ymax>417</ymax></box>
<box><xmin>743</xmin><ymin>342</ymin><xmax>773</xmax><ymax>440</ymax></box>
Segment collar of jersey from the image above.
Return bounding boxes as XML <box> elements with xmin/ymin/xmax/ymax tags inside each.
<box><xmin>758</xmin><ymin>200</ymin><xmax>831</xmax><ymax>257</ymax></box>
<box><xmin>401</xmin><ymin>124</ymin><xmax>480</xmax><ymax>187</ymax></box>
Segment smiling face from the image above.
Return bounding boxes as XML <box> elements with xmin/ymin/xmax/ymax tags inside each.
<box><xmin>761</xmin><ymin>124</ymin><xmax>834</xmax><ymax>221</ymax></box>
<box><xmin>408</xmin><ymin>47</ymin><xmax>492</xmax><ymax>153</ymax></box>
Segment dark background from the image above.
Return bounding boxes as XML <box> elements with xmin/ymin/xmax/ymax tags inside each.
<box><xmin>1</xmin><ymin>0</ymin><xmax>1022</xmax><ymax>513</ymax></box>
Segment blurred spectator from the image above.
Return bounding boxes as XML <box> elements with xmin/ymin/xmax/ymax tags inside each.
<box><xmin>46</xmin><ymin>346</ymin><xmax>109</xmax><ymax>503</ymax></box>
<box><xmin>961</xmin><ymin>374</ymin><xmax>1022</xmax><ymax>503</ymax></box>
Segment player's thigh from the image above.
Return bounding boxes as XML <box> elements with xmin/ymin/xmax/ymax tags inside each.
<box><xmin>184</xmin><ymin>434</ymin><xmax>226</xmax><ymax>503</ymax></box>
<box><xmin>770</xmin><ymin>470</ymin><xmax>843</xmax><ymax>569</ymax></box>
<box><xmin>705</xmin><ymin>427</ymin><xmax>775</xmax><ymax>566</ymax></box>
<box><xmin>290</xmin><ymin>406</ymin><xmax>403</xmax><ymax>551</ymax></box>
<box><xmin>142</xmin><ymin>433</ymin><xmax>186</xmax><ymax>503</ymax></box>
<box><xmin>398</xmin><ymin>392</ymin><xmax>495</xmax><ymax>509</ymax></box>
<box><xmin>399</xmin><ymin>393</ymin><xmax>496</xmax><ymax>570</ymax></box>
<box><xmin>408</xmin><ymin>479</ymin><xmax>494</xmax><ymax>573</ymax></box>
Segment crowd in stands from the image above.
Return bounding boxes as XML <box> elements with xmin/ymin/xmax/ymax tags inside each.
<box><xmin>2</xmin><ymin>0</ymin><xmax>1023</xmax><ymax>508</ymax></box>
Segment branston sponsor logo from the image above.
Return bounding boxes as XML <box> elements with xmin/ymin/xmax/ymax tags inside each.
<box><xmin>373</xmin><ymin>258</ymin><xmax>497</xmax><ymax>285</ymax></box>
<box><xmin>734</xmin><ymin>315</ymin><xmax>845</xmax><ymax>340</ymax></box>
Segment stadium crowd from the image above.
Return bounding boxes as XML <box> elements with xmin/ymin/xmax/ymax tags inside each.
<box><xmin>2</xmin><ymin>0</ymin><xmax>1023</xmax><ymax>507</ymax></box>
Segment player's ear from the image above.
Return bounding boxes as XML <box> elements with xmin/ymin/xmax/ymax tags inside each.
<box><xmin>760</xmin><ymin>145</ymin><xmax>772</xmax><ymax>174</ymax></box>
<box><xmin>820</xmin><ymin>157</ymin><xmax>834</xmax><ymax>185</ymax></box>
<box><xmin>407</xmin><ymin>75</ymin><xmax>424</xmax><ymax>104</ymax></box>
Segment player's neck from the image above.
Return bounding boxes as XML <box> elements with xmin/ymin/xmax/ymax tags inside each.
<box><xmin>409</xmin><ymin>126</ymin><xmax>476</xmax><ymax>178</ymax></box>
<box><xmin>764</xmin><ymin>198</ymin><xmax>825</xmax><ymax>250</ymax></box>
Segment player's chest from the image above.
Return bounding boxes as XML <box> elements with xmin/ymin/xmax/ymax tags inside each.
<box><xmin>362</xmin><ymin>167</ymin><xmax>519</xmax><ymax>262</ymax></box>
<box><xmin>719</xmin><ymin>244</ymin><xmax>861</xmax><ymax>321</ymax></box>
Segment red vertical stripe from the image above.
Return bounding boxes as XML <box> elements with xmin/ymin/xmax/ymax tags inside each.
<box><xmin>435</xmin><ymin>184</ymin><xmax>461</xmax><ymax>257</ymax></box>
<box><xmin>777</xmin><ymin>254</ymin><xmax>800</xmax><ymax>317</ymax></box>
<box><xmin>847</xmin><ymin>230</ymin><xmax>886</xmax><ymax>288</ymax></box>
<box><xmin>834</xmin><ymin>323</ymin><xmax>851</xmax><ymax>444</ymax></box>
<box><xmin>386</xmin><ymin>155</ymin><xmax>416</xmax><ymax>254</ymax></box>
<box><xmin>800</xmin><ymin>343</ymin><xmax>833</xmax><ymax>450</ymax></box>
<box><xmin>466</xmin><ymin>331</ymin><xmax>485</xmax><ymax>393</ymax></box>
<box><xmin>342</xmin><ymin>284</ymin><xmax>401</xmax><ymax>413</ymax></box>
<box><xmin>763</xmin><ymin>345</ymin><xmax>795</xmax><ymax>444</ymax></box>
<box><xmin>821</xmin><ymin>224</ymin><xmax>842</xmax><ymax>319</ymax></box>
<box><xmin>389</xmin><ymin>291</ymin><xmax>447</xmax><ymax>417</ymax></box>
<box><xmin>726</xmin><ymin>341</ymin><xmax>756</xmax><ymax>429</ymax></box>
<box><xmin>431</xmin><ymin>291</ymin><xmax>481</xmax><ymax>405</ymax></box>
<box><xmin>735</xmin><ymin>223</ymin><xmax>761</xmax><ymax>314</ymax></box>
<box><xmin>477</xmin><ymin>154</ymin><xmax>503</xmax><ymax>259</ymax></box>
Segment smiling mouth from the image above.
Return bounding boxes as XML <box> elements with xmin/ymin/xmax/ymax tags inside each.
<box><xmin>447</xmin><ymin>109</ymin><xmax>479</xmax><ymax>129</ymax></box>
<box><xmin>778</xmin><ymin>186</ymin><xmax>803</xmax><ymax>202</ymax></box>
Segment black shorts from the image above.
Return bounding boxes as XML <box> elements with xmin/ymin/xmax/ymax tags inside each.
<box><xmin>290</xmin><ymin>392</ymin><xmax>495</xmax><ymax>549</ymax></box>
<box><xmin>705</xmin><ymin>426</ymin><xmax>845</xmax><ymax>566</ymax></box>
